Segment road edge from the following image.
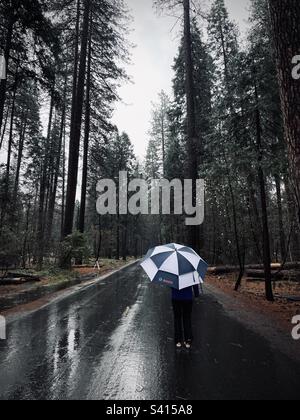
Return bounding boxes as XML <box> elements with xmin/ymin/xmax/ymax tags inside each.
<box><xmin>2</xmin><ymin>260</ymin><xmax>140</xmax><ymax>325</ymax></box>
<box><xmin>204</xmin><ymin>283</ymin><xmax>300</xmax><ymax>364</ymax></box>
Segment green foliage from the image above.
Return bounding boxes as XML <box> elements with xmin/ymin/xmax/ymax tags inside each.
<box><xmin>172</xmin><ymin>19</ymin><xmax>213</xmax><ymax>172</ymax></box>
<box><xmin>0</xmin><ymin>226</ymin><xmax>21</xmax><ymax>270</ymax></box>
<box><xmin>59</xmin><ymin>231</ymin><xmax>90</xmax><ymax>269</ymax></box>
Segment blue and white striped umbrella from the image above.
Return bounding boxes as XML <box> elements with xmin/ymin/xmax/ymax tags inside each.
<box><xmin>140</xmin><ymin>243</ymin><xmax>208</xmax><ymax>290</ymax></box>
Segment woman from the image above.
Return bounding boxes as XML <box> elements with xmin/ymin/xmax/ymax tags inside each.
<box><xmin>172</xmin><ymin>284</ymin><xmax>200</xmax><ymax>349</ymax></box>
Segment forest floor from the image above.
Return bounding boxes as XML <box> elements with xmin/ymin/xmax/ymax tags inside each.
<box><xmin>206</xmin><ymin>274</ymin><xmax>300</xmax><ymax>334</ymax></box>
<box><xmin>0</xmin><ymin>258</ymin><xmax>134</xmax><ymax>300</ymax></box>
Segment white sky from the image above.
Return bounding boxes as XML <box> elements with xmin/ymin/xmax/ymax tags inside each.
<box><xmin>112</xmin><ymin>0</ymin><xmax>251</xmax><ymax>160</ymax></box>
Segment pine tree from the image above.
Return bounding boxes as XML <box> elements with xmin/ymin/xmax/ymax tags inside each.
<box><xmin>0</xmin><ymin>0</ymin><xmax>58</xmax><ymax>134</ymax></box>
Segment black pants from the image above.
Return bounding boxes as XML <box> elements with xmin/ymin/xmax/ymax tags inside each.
<box><xmin>172</xmin><ymin>300</ymin><xmax>193</xmax><ymax>343</ymax></box>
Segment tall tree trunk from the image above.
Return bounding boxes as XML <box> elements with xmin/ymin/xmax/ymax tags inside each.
<box><xmin>274</xmin><ymin>174</ymin><xmax>286</xmax><ymax>261</ymax></box>
<box><xmin>0</xmin><ymin>17</ymin><xmax>14</xmax><ymax>134</ymax></box>
<box><xmin>22</xmin><ymin>201</ymin><xmax>31</xmax><ymax>268</ymax></box>
<box><xmin>96</xmin><ymin>215</ymin><xmax>102</xmax><ymax>262</ymax></box>
<box><xmin>161</xmin><ymin>113</ymin><xmax>166</xmax><ymax>176</ymax></box>
<box><xmin>44</xmin><ymin>114</ymin><xmax>57</xmax><ymax>221</ymax></box>
<box><xmin>0</xmin><ymin>77</ymin><xmax>17</xmax><ymax>234</ymax></box>
<box><xmin>79</xmin><ymin>25</ymin><xmax>92</xmax><ymax>234</ymax></box>
<box><xmin>14</xmin><ymin>108</ymin><xmax>28</xmax><ymax>200</ymax></box>
<box><xmin>46</xmin><ymin>108</ymin><xmax>66</xmax><ymax>247</ymax></box>
<box><xmin>69</xmin><ymin>0</ymin><xmax>81</xmax><ymax>146</ymax></box>
<box><xmin>36</xmin><ymin>95</ymin><xmax>54</xmax><ymax>269</ymax></box>
<box><xmin>220</xmin><ymin>23</ymin><xmax>229</xmax><ymax>83</ymax></box>
<box><xmin>0</xmin><ymin>99</ymin><xmax>10</xmax><ymax>150</ymax></box>
<box><xmin>254</xmin><ymin>78</ymin><xmax>274</xmax><ymax>302</ymax></box>
<box><xmin>247</xmin><ymin>175</ymin><xmax>262</xmax><ymax>262</ymax></box>
<box><xmin>61</xmin><ymin>126</ymin><xmax>66</xmax><ymax>240</ymax></box>
<box><xmin>183</xmin><ymin>0</ymin><xmax>199</xmax><ymax>251</ymax></box>
<box><xmin>122</xmin><ymin>217</ymin><xmax>128</xmax><ymax>261</ymax></box>
<box><xmin>284</xmin><ymin>175</ymin><xmax>300</xmax><ymax>261</ymax></box>
<box><xmin>5</xmin><ymin>80</ymin><xmax>17</xmax><ymax>188</ymax></box>
<box><xmin>63</xmin><ymin>0</ymin><xmax>90</xmax><ymax>239</ymax></box>
<box><xmin>229</xmin><ymin>183</ymin><xmax>245</xmax><ymax>291</ymax></box>
<box><xmin>60</xmin><ymin>0</ymin><xmax>80</xmax><ymax>238</ymax></box>
<box><xmin>269</xmin><ymin>0</ymin><xmax>300</xmax><ymax>226</ymax></box>
<box><xmin>116</xmin><ymin>213</ymin><xmax>120</xmax><ymax>260</ymax></box>
<box><xmin>222</xmin><ymin>155</ymin><xmax>245</xmax><ymax>291</ymax></box>
<box><xmin>46</xmin><ymin>68</ymin><xmax>68</xmax><ymax>247</ymax></box>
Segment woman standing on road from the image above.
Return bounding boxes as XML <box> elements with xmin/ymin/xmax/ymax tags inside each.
<box><xmin>172</xmin><ymin>284</ymin><xmax>200</xmax><ymax>349</ymax></box>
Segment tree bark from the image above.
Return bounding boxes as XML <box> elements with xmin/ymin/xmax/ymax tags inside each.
<box><xmin>79</xmin><ymin>24</ymin><xmax>92</xmax><ymax>234</ymax></box>
<box><xmin>269</xmin><ymin>0</ymin><xmax>300</xmax><ymax>226</ymax></box>
<box><xmin>247</xmin><ymin>175</ymin><xmax>262</xmax><ymax>262</ymax></box>
<box><xmin>61</xmin><ymin>125</ymin><xmax>66</xmax><ymax>240</ymax></box>
<box><xmin>22</xmin><ymin>201</ymin><xmax>31</xmax><ymax>268</ymax></box>
<box><xmin>96</xmin><ymin>215</ymin><xmax>102</xmax><ymax>261</ymax></box>
<box><xmin>284</xmin><ymin>175</ymin><xmax>300</xmax><ymax>261</ymax></box>
<box><xmin>0</xmin><ymin>75</ymin><xmax>17</xmax><ymax>234</ymax></box>
<box><xmin>0</xmin><ymin>17</ymin><xmax>14</xmax><ymax>134</ymax></box>
<box><xmin>63</xmin><ymin>0</ymin><xmax>90</xmax><ymax>238</ymax></box>
<box><xmin>122</xmin><ymin>217</ymin><xmax>128</xmax><ymax>261</ymax></box>
<box><xmin>183</xmin><ymin>0</ymin><xmax>199</xmax><ymax>251</ymax></box>
<box><xmin>222</xmin><ymin>154</ymin><xmax>245</xmax><ymax>291</ymax></box>
<box><xmin>69</xmin><ymin>0</ymin><xmax>81</xmax><ymax>147</ymax></box>
<box><xmin>5</xmin><ymin>80</ymin><xmax>17</xmax><ymax>188</ymax></box>
<box><xmin>116</xmin><ymin>212</ymin><xmax>120</xmax><ymax>260</ymax></box>
<box><xmin>14</xmin><ymin>108</ymin><xmax>29</xmax><ymax>201</ymax></box>
<box><xmin>254</xmin><ymin>77</ymin><xmax>274</xmax><ymax>302</ymax></box>
<box><xmin>36</xmin><ymin>95</ymin><xmax>54</xmax><ymax>269</ymax></box>
<box><xmin>274</xmin><ymin>174</ymin><xmax>286</xmax><ymax>261</ymax></box>
<box><xmin>0</xmin><ymin>99</ymin><xmax>10</xmax><ymax>150</ymax></box>
<box><xmin>46</xmin><ymin>103</ymin><xmax>66</xmax><ymax>247</ymax></box>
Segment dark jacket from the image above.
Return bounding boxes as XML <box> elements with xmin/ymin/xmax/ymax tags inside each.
<box><xmin>172</xmin><ymin>285</ymin><xmax>200</xmax><ymax>301</ymax></box>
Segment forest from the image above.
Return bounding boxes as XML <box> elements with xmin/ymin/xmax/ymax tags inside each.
<box><xmin>0</xmin><ymin>0</ymin><xmax>300</xmax><ymax>303</ymax></box>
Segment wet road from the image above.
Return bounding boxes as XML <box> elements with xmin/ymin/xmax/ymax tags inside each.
<box><xmin>0</xmin><ymin>263</ymin><xmax>300</xmax><ymax>400</ymax></box>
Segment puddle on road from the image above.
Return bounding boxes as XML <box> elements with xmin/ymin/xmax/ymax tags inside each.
<box><xmin>87</xmin><ymin>291</ymin><xmax>147</xmax><ymax>400</ymax></box>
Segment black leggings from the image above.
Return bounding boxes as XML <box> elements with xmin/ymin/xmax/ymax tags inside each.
<box><xmin>172</xmin><ymin>300</ymin><xmax>193</xmax><ymax>343</ymax></box>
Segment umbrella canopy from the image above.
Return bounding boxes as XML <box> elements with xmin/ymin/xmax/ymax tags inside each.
<box><xmin>140</xmin><ymin>243</ymin><xmax>208</xmax><ymax>290</ymax></box>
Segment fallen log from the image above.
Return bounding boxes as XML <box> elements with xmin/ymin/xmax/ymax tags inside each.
<box><xmin>6</xmin><ymin>272</ymin><xmax>40</xmax><ymax>281</ymax></box>
<box><xmin>209</xmin><ymin>262</ymin><xmax>300</xmax><ymax>276</ymax></box>
<box><xmin>208</xmin><ymin>266</ymin><xmax>238</xmax><ymax>275</ymax></box>
<box><xmin>246</xmin><ymin>270</ymin><xmax>300</xmax><ymax>281</ymax></box>
<box><xmin>247</xmin><ymin>263</ymin><xmax>281</xmax><ymax>270</ymax></box>
<box><xmin>0</xmin><ymin>278</ymin><xmax>28</xmax><ymax>285</ymax></box>
<box><xmin>280</xmin><ymin>262</ymin><xmax>300</xmax><ymax>270</ymax></box>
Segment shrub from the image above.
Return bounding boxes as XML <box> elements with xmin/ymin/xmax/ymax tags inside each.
<box><xmin>59</xmin><ymin>231</ymin><xmax>90</xmax><ymax>269</ymax></box>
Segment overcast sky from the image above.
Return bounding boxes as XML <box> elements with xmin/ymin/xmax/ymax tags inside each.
<box><xmin>112</xmin><ymin>0</ymin><xmax>251</xmax><ymax>159</ymax></box>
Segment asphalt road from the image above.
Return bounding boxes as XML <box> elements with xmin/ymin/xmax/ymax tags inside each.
<box><xmin>0</xmin><ymin>263</ymin><xmax>300</xmax><ymax>400</ymax></box>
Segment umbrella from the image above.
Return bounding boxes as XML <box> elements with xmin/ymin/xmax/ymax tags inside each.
<box><xmin>140</xmin><ymin>243</ymin><xmax>208</xmax><ymax>290</ymax></box>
